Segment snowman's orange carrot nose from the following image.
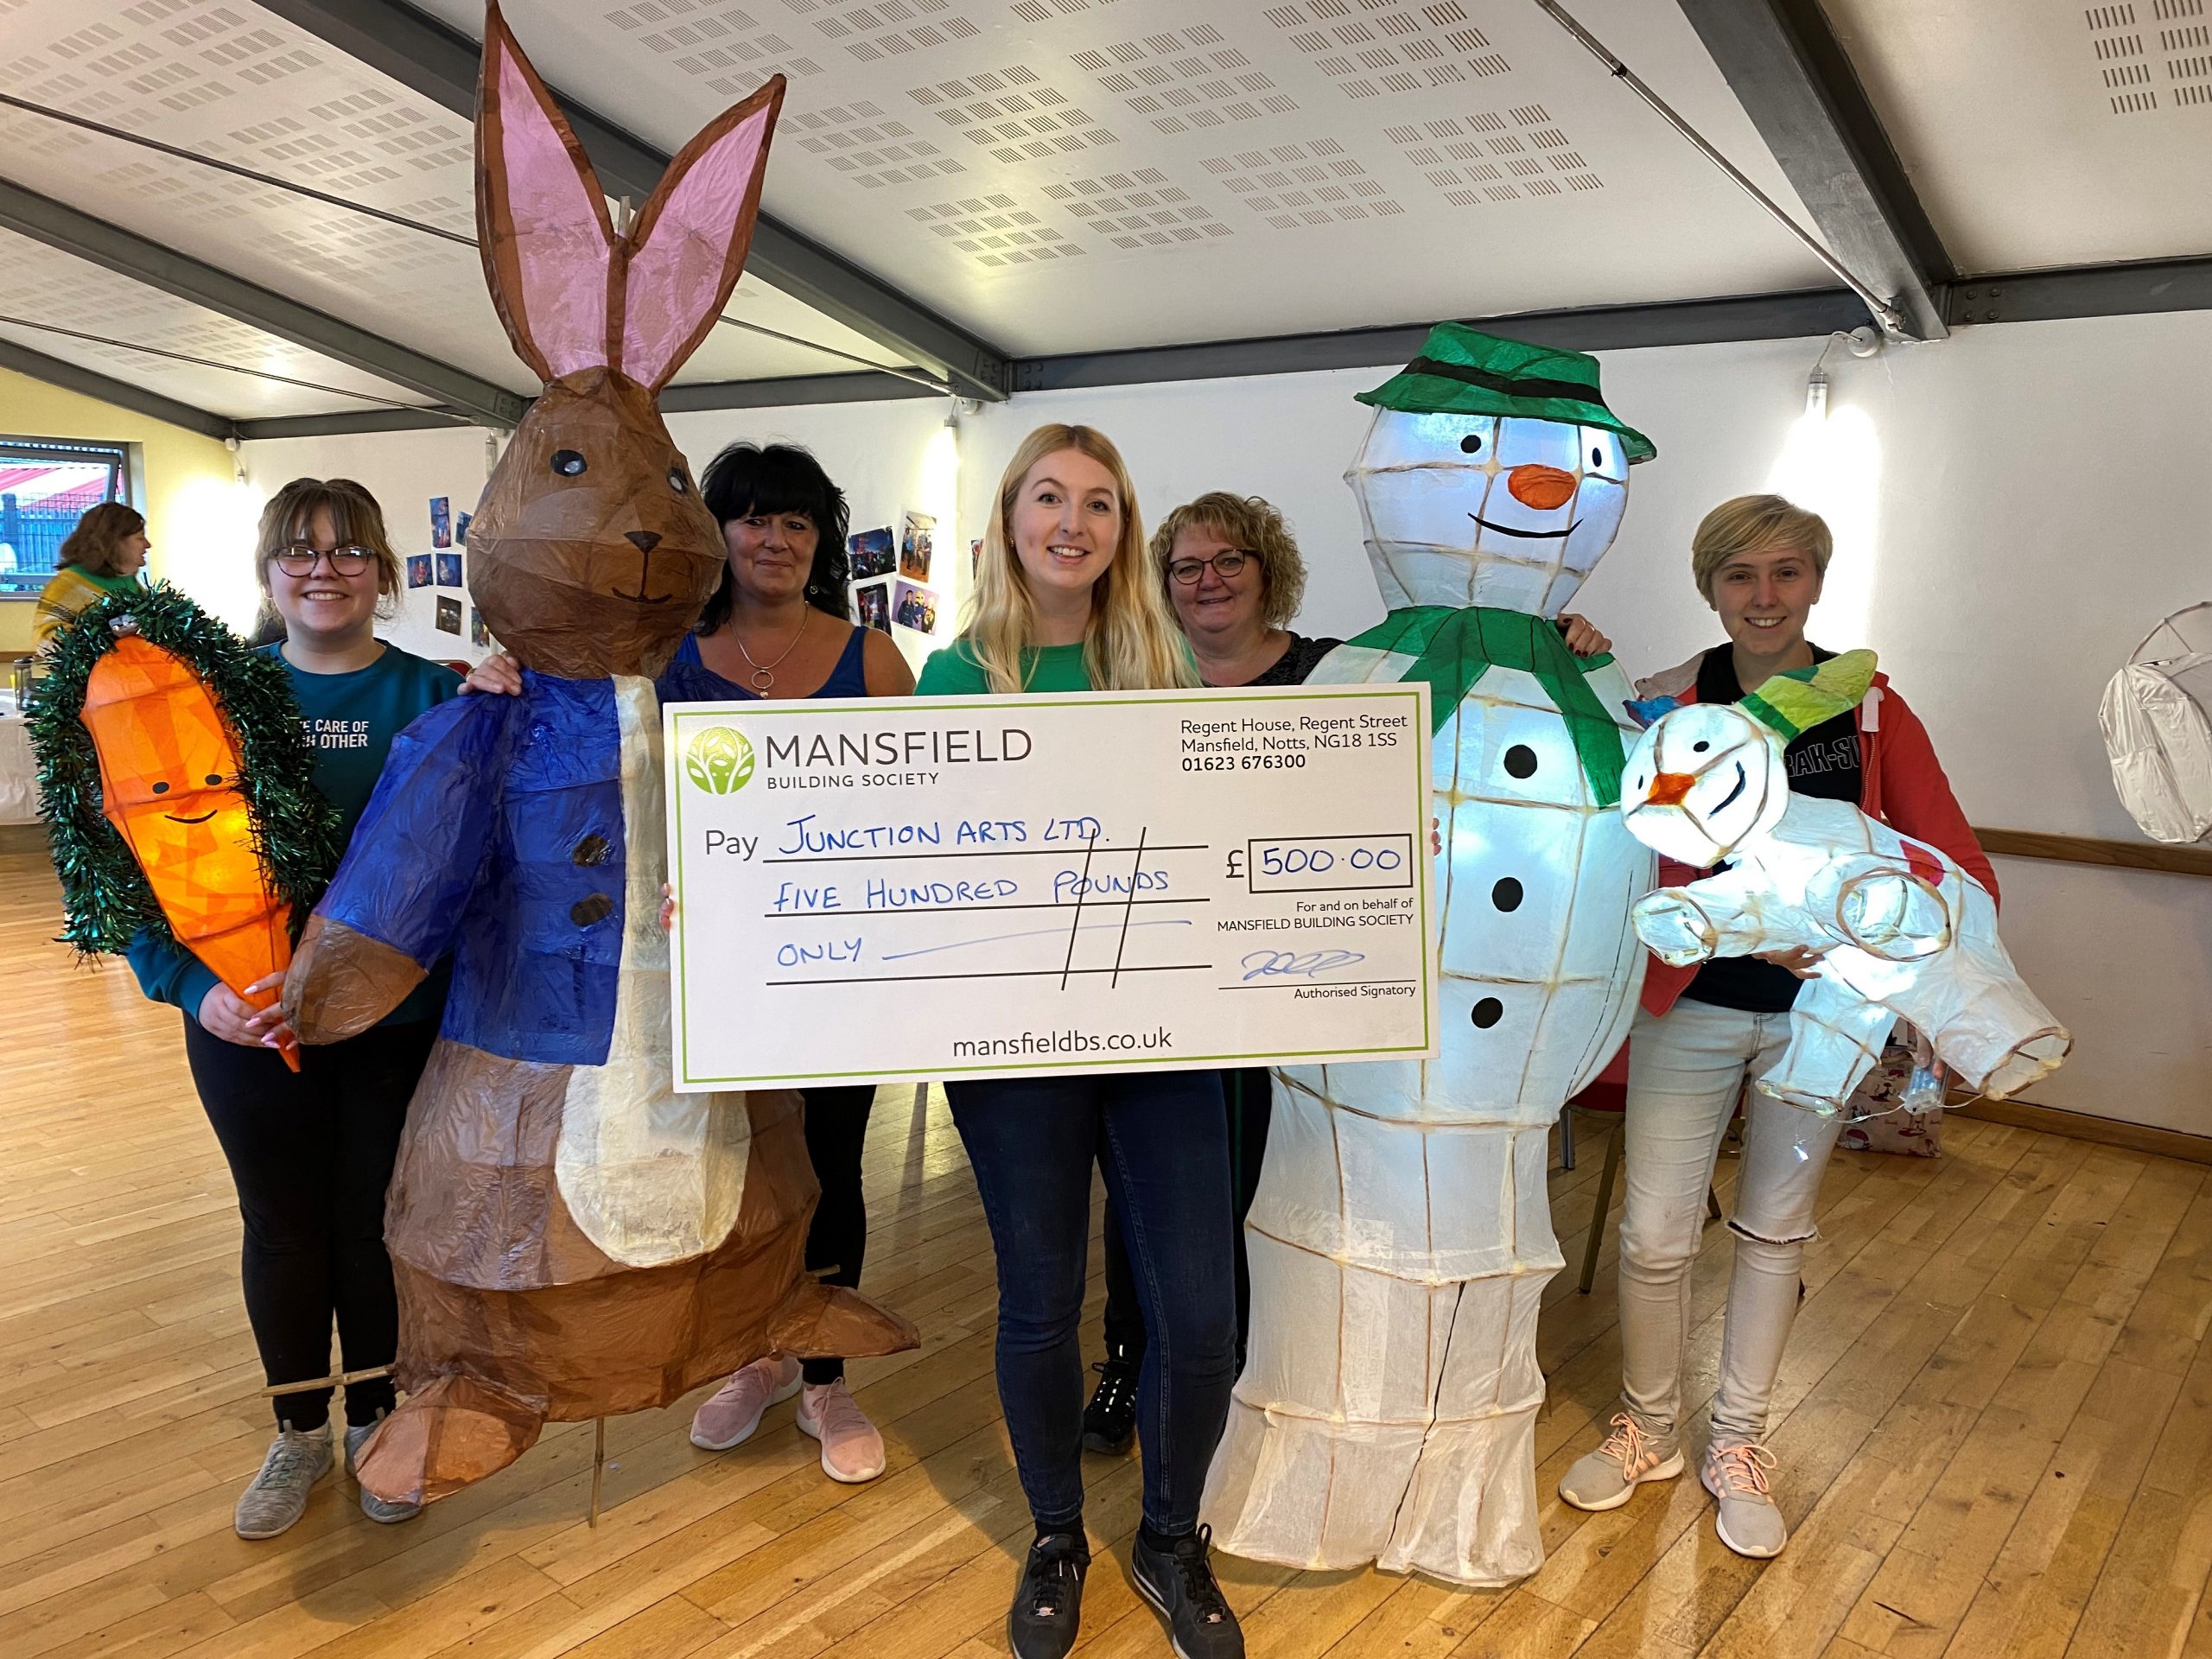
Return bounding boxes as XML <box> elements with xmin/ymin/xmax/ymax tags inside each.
<box><xmin>1643</xmin><ymin>771</ymin><xmax>1697</xmax><ymax>806</ymax></box>
<box><xmin>1506</xmin><ymin>464</ymin><xmax>1577</xmax><ymax>511</ymax></box>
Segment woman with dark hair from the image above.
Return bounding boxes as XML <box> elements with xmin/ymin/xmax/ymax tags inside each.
<box><xmin>34</xmin><ymin>500</ymin><xmax>149</xmax><ymax>650</ymax></box>
<box><xmin>465</xmin><ymin>441</ymin><xmax>910</xmax><ymax>1484</ymax></box>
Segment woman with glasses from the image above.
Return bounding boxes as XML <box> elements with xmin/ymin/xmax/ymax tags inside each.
<box><xmin>126</xmin><ymin>478</ymin><xmax>460</xmax><ymax>1540</ymax></box>
<box><xmin>1077</xmin><ymin>495</ymin><xmax>1334</xmax><ymax>1459</ymax></box>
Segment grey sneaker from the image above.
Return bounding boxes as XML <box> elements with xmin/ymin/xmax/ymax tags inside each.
<box><xmin>1701</xmin><ymin>1440</ymin><xmax>1786</xmax><ymax>1558</ymax></box>
<box><xmin>233</xmin><ymin>1422</ymin><xmax>334</xmax><ymax>1540</ymax></box>
<box><xmin>1558</xmin><ymin>1411</ymin><xmax>1684</xmax><ymax>1512</ymax></box>
<box><xmin>345</xmin><ymin>1412</ymin><xmax>422</xmax><ymax>1525</ymax></box>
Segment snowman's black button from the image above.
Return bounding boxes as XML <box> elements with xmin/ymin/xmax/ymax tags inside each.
<box><xmin>1503</xmin><ymin>744</ymin><xmax>1538</xmax><ymax>779</ymax></box>
<box><xmin>570</xmin><ymin>893</ymin><xmax>614</xmax><ymax>927</ymax></box>
<box><xmin>1492</xmin><ymin>877</ymin><xmax>1523</xmax><ymax>912</ymax></box>
<box><xmin>1471</xmin><ymin>997</ymin><xmax>1504</xmax><ymax>1028</ymax></box>
<box><xmin>1459</xmin><ymin>432</ymin><xmax>1483</xmax><ymax>454</ymax></box>
<box><xmin>572</xmin><ymin>834</ymin><xmax>611</xmax><ymax>867</ymax></box>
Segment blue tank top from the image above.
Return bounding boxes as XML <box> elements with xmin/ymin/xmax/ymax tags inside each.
<box><xmin>658</xmin><ymin>623</ymin><xmax>871</xmax><ymax>702</ymax></box>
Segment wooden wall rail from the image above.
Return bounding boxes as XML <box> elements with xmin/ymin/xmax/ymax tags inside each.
<box><xmin>1976</xmin><ymin>826</ymin><xmax>2212</xmax><ymax>877</ymax></box>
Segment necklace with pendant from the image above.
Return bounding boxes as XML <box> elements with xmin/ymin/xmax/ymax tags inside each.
<box><xmin>735</xmin><ymin>607</ymin><xmax>809</xmax><ymax>692</ymax></box>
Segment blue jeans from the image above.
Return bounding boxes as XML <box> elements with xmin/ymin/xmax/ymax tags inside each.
<box><xmin>949</xmin><ymin>1069</ymin><xmax>1238</xmax><ymax>1535</ymax></box>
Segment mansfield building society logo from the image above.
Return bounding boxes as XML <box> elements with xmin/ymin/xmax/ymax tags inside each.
<box><xmin>685</xmin><ymin>726</ymin><xmax>756</xmax><ymax>794</ymax></box>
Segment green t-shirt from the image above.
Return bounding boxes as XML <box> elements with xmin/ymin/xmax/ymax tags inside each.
<box><xmin>917</xmin><ymin>639</ymin><xmax>1093</xmax><ymax>695</ymax></box>
<box><xmin>270</xmin><ymin>643</ymin><xmax>463</xmax><ymax>845</ymax></box>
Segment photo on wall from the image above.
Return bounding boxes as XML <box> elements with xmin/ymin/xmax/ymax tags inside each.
<box><xmin>456</xmin><ymin>510</ymin><xmax>472</xmax><ymax>546</ymax></box>
<box><xmin>435</xmin><ymin>552</ymin><xmax>464</xmax><ymax>588</ymax></box>
<box><xmin>893</xmin><ymin>580</ymin><xmax>938</xmax><ymax>635</ymax></box>
<box><xmin>406</xmin><ymin>554</ymin><xmax>433</xmax><ymax>589</ymax></box>
<box><xmin>900</xmin><ymin>510</ymin><xmax>934</xmax><ymax>581</ymax></box>
<box><xmin>469</xmin><ymin>607</ymin><xmax>493</xmax><ymax>648</ymax></box>
<box><xmin>435</xmin><ymin>595</ymin><xmax>463</xmax><ymax>635</ymax></box>
<box><xmin>429</xmin><ymin>496</ymin><xmax>452</xmax><ymax>549</ymax></box>
<box><xmin>851</xmin><ymin>578</ymin><xmax>892</xmax><ymax>634</ymax></box>
<box><xmin>849</xmin><ymin>526</ymin><xmax>895</xmax><ymax>580</ymax></box>
<box><xmin>970</xmin><ymin>538</ymin><xmax>982</xmax><ymax>576</ymax></box>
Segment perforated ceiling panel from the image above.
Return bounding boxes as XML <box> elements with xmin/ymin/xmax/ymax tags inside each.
<box><xmin>1827</xmin><ymin>0</ymin><xmax>2212</xmax><ymax>270</ymax></box>
<box><xmin>0</xmin><ymin>0</ymin><xmax>918</xmax><ymax>410</ymax></box>
<box><xmin>0</xmin><ymin>226</ymin><xmax>434</xmax><ymax>417</ymax></box>
<box><xmin>403</xmin><ymin>0</ymin><xmax>1830</xmax><ymax>355</ymax></box>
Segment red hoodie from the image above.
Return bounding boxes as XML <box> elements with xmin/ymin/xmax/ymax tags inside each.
<box><xmin>1630</xmin><ymin>649</ymin><xmax>1998</xmax><ymax>1022</ymax></box>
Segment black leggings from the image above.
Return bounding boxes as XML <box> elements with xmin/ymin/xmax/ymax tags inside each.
<box><xmin>184</xmin><ymin>1014</ymin><xmax>437</xmax><ymax>1431</ymax></box>
<box><xmin>800</xmin><ymin>1084</ymin><xmax>874</xmax><ymax>1384</ymax></box>
<box><xmin>1103</xmin><ymin>1067</ymin><xmax>1272</xmax><ymax>1364</ymax></box>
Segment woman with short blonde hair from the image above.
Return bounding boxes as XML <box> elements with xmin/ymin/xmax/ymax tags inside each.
<box><xmin>1559</xmin><ymin>491</ymin><xmax>1991</xmax><ymax>1564</ymax></box>
<box><xmin>918</xmin><ymin>426</ymin><xmax>1242</xmax><ymax>1659</ymax></box>
<box><xmin>1688</xmin><ymin>493</ymin><xmax>1833</xmax><ymax>601</ymax></box>
<box><xmin>34</xmin><ymin>501</ymin><xmax>149</xmax><ymax>649</ymax></box>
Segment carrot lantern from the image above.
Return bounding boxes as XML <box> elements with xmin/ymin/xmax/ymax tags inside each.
<box><xmin>83</xmin><ymin>636</ymin><xmax>301</xmax><ymax>1067</ymax></box>
<box><xmin>28</xmin><ymin>586</ymin><xmax>341</xmax><ymax>1059</ymax></box>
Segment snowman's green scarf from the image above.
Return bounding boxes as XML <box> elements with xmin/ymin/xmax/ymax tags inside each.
<box><xmin>1344</xmin><ymin>606</ymin><xmax>1626</xmax><ymax>806</ymax></box>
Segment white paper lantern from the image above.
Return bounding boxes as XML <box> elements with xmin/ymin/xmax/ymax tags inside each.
<box><xmin>1203</xmin><ymin>404</ymin><xmax>1652</xmax><ymax>1587</ymax></box>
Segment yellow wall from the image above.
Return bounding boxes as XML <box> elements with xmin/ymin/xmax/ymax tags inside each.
<box><xmin>1</xmin><ymin>367</ymin><xmax>248</xmax><ymax>654</ymax></box>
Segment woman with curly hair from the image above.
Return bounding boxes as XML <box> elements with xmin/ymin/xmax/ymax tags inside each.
<box><xmin>1154</xmin><ymin>492</ymin><xmax>1338</xmax><ymax>689</ymax></box>
<box><xmin>33</xmin><ymin>500</ymin><xmax>148</xmax><ymax>651</ymax></box>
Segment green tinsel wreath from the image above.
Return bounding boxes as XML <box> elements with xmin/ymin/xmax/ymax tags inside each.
<box><xmin>27</xmin><ymin>582</ymin><xmax>343</xmax><ymax>957</ymax></box>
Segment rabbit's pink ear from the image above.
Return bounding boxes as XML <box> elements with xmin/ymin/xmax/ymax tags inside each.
<box><xmin>620</xmin><ymin>77</ymin><xmax>785</xmax><ymax>391</ymax></box>
<box><xmin>476</xmin><ymin>2</ymin><xmax>616</xmax><ymax>382</ymax></box>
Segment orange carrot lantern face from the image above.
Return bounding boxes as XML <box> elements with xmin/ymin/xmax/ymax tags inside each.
<box><xmin>82</xmin><ymin>635</ymin><xmax>299</xmax><ymax>1069</ymax></box>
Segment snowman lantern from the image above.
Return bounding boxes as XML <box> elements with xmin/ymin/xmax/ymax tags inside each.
<box><xmin>1622</xmin><ymin>651</ymin><xmax>2070</xmax><ymax>1112</ymax></box>
<box><xmin>1202</xmin><ymin>327</ymin><xmax>1657</xmax><ymax>1586</ymax></box>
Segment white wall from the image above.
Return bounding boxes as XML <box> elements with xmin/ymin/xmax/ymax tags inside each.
<box><xmin>231</xmin><ymin>312</ymin><xmax>2212</xmax><ymax>1134</ymax></box>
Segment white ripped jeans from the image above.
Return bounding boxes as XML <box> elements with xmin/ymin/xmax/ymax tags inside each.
<box><xmin>1614</xmin><ymin>997</ymin><xmax>1843</xmax><ymax>1446</ymax></box>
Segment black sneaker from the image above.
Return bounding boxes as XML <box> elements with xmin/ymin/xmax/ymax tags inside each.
<box><xmin>1131</xmin><ymin>1523</ymin><xmax>1243</xmax><ymax>1659</ymax></box>
<box><xmin>1081</xmin><ymin>1342</ymin><xmax>1140</xmax><ymax>1454</ymax></box>
<box><xmin>1007</xmin><ymin>1529</ymin><xmax>1090</xmax><ymax>1659</ymax></box>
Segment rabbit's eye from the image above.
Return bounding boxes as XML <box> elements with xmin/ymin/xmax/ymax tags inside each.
<box><xmin>551</xmin><ymin>449</ymin><xmax>587</xmax><ymax>478</ymax></box>
<box><xmin>668</xmin><ymin>468</ymin><xmax>690</xmax><ymax>495</ymax></box>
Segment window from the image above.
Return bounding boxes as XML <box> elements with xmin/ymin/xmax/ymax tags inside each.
<box><xmin>0</xmin><ymin>439</ymin><xmax>131</xmax><ymax>599</ymax></box>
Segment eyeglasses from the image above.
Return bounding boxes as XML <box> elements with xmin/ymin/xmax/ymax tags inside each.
<box><xmin>271</xmin><ymin>545</ymin><xmax>374</xmax><ymax>578</ymax></box>
<box><xmin>1167</xmin><ymin>550</ymin><xmax>1260</xmax><ymax>585</ymax></box>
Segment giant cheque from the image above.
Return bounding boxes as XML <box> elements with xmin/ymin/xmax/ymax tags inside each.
<box><xmin>665</xmin><ymin>683</ymin><xmax>1435</xmax><ymax>1090</ymax></box>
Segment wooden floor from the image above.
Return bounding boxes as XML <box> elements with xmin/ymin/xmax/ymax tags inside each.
<box><xmin>3</xmin><ymin>844</ymin><xmax>2210</xmax><ymax>1659</ymax></box>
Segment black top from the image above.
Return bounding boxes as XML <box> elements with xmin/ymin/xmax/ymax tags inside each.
<box><xmin>1234</xmin><ymin>632</ymin><xmax>1342</xmax><ymax>687</ymax></box>
<box><xmin>1682</xmin><ymin>643</ymin><xmax>1865</xmax><ymax>1014</ymax></box>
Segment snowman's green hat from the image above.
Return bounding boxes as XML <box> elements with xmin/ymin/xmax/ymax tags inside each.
<box><xmin>1357</xmin><ymin>323</ymin><xmax>1656</xmax><ymax>463</ymax></box>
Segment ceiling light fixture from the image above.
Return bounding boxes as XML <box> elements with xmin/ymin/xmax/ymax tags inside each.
<box><xmin>1528</xmin><ymin>0</ymin><xmax>1915</xmax><ymax>341</ymax></box>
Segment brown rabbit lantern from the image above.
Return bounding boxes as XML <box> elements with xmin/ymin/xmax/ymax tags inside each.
<box><xmin>281</xmin><ymin>4</ymin><xmax>916</xmax><ymax>1509</ymax></box>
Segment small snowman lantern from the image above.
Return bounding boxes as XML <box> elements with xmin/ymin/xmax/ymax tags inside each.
<box><xmin>1622</xmin><ymin>652</ymin><xmax>2070</xmax><ymax>1111</ymax></box>
<box><xmin>1203</xmin><ymin>327</ymin><xmax>1657</xmax><ymax>1586</ymax></box>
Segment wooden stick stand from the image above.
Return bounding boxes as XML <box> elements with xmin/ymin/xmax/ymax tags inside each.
<box><xmin>589</xmin><ymin>1417</ymin><xmax>606</xmax><ymax>1527</ymax></box>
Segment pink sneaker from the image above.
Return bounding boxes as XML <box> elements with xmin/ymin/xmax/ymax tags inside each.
<box><xmin>690</xmin><ymin>1354</ymin><xmax>802</xmax><ymax>1451</ymax></box>
<box><xmin>797</xmin><ymin>1379</ymin><xmax>887</xmax><ymax>1483</ymax></box>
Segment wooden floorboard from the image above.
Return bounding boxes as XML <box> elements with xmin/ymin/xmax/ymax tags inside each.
<box><xmin>3</xmin><ymin>845</ymin><xmax>2206</xmax><ymax>1658</ymax></box>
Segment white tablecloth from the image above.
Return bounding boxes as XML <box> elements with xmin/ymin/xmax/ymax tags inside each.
<box><xmin>0</xmin><ymin>690</ymin><xmax>37</xmax><ymax>825</ymax></box>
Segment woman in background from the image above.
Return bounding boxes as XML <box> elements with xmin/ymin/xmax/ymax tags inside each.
<box><xmin>35</xmin><ymin>501</ymin><xmax>147</xmax><ymax>650</ymax></box>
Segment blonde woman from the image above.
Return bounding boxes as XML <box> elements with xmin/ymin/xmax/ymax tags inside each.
<box><xmin>34</xmin><ymin>500</ymin><xmax>149</xmax><ymax>650</ymax></box>
<box><xmin>1559</xmin><ymin>495</ymin><xmax>1993</xmax><ymax>1560</ymax></box>
<box><xmin>917</xmin><ymin>427</ymin><xmax>1243</xmax><ymax>1659</ymax></box>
